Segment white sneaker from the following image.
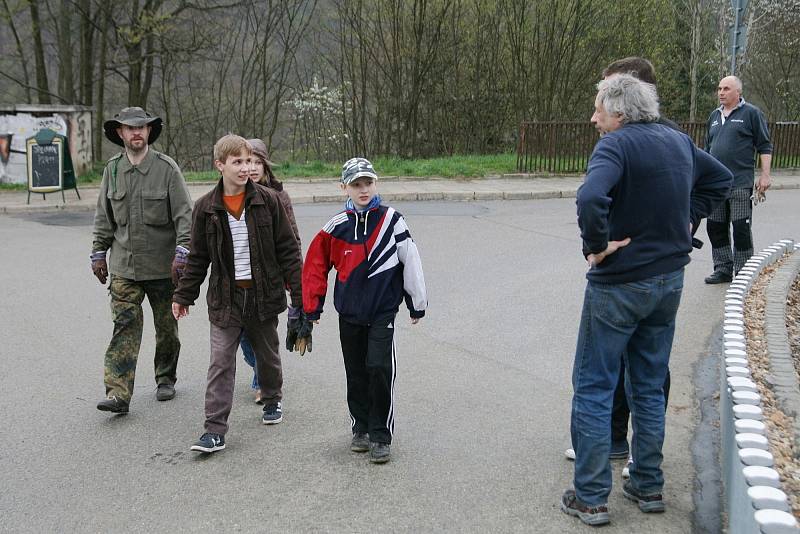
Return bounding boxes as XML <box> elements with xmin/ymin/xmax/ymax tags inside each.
<box><xmin>622</xmin><ymin>455</ymin><xmax>633</xmax><ymax>478</ymax></box>
<box><xmin>565</xmin><ymin>447</ymin><xmax>576</xmax><ymax>461</ymax></box>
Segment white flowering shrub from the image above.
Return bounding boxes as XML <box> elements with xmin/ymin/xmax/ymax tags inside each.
<box><xmin>285</xmin><ymin>77</ymin><xmax>350</xmax><ymax>160</ymax></box>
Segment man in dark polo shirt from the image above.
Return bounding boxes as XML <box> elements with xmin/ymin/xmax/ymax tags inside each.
<box><xmin>704</xmin><ymin>76</ymin><xmax>773</xmax><ymax>284</ymax></box>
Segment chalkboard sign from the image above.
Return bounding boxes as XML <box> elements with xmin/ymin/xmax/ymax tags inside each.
<box><xmin>26</xmin><ymin>136</ymin><xmax>64</xmax><ymax>192</ymax></box>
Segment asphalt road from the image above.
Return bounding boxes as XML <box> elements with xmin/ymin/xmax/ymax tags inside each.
<box><xmin>1</xmin><ymin>192</ymin><xmax>798</xmax><ymax>533</ymax></box>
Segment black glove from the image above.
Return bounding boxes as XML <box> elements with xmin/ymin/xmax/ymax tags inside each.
<box><xmin>294</xmin><ymin>315</ymin><xmax>313</xmax><ymax>356</ymax></box>
<box><xmin>90</xmin><ymin>251</ymin><xmax>108</xmax><ymax>285</ymax></box>
<box><xmin>286</xmin><ymin>315</ymin><xmax>300</xmax><ymax>351</ymax></box>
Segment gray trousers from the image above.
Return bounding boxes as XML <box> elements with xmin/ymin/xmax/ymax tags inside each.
<box><xmin>707</xmin><ymin>186</ymin><xmax>754</xmax><ymax>276</ymax></box>
<box><xmin>204</xmin><ymin>286</ymin><xmax>281</xmax><ymax>435</ymax></box>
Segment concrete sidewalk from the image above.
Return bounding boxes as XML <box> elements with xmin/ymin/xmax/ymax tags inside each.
<box><xmin>3</xmin><ymin>172</ymin><xmax>800</xmax><ymax>214</ymax></box>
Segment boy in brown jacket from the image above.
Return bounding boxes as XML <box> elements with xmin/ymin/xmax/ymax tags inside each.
<box><xmin>172</xmin><ymin>134</ymin><xmax>309</xmax><ymax>453</ymax></box>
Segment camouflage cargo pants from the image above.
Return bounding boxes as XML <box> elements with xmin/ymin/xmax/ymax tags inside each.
<box><xmin>104</xmin><ymin>276</ymin><xmax>180</xmax><ymax>401</ymax></box>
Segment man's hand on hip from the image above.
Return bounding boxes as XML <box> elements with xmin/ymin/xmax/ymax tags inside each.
<box><xmin>587</xmin><ymin>237</ymin><xmax>631</xmax><ymax>268</ymax></box>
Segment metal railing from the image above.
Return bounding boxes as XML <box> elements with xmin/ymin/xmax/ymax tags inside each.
<box><xmin>516</xmin><ymin>121</ymin><xmax>800</xmax><ymax>173</ymax></box>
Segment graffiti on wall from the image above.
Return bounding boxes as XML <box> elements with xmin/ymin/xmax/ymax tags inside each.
<box><xmin>0</xmin><ymin>113</ymin><xmax>68</xmax><ymax>184</ymax></box>
<box><xmin>68</xmin><ymin>112</ymin><xmax>92</xmax><ymax>174</ymax></box>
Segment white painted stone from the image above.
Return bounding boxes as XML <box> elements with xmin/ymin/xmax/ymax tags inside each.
<box><xmin>728</xmin><ymin>376</ymin><xmax>758</xmax><ymax>392</ymax></box>
<box><xmin>726</xmin><ymin>358</ymin><xmax>748</xmax><ymax>367</ymax></box>
<box><xmin>726</xmin><ymin>366</ymin><xmax>750</xmax><ymax>377</ymax></box>
<box><xmin>747</xmin><ymin>486</ymin><xmax>790</xmax><ymax>511</ymax></box>
<box><xmin>724</xmin><ymin>332</ymin><xmax>745</xmax><ymax>341</ymax></box>
<box><xmin>738</xmin><ymin>448</ymin><xmax>773</xmax><ymax>467</ymax></box>
<box><xmin>754</xmin><ymin>509</ymin><xmax>800</xmax><ymax>533</ymax></box>
<box><xmin>725</xmin><ymin>341</ymin><xmax>746</xmax><ymax>350</ymax></box>
<box><xmin>725</xmin><ymin>306</ymin><xmax>743</xmax><ymax>313</ymax></box>
<box><xmin>725</xmin><ymin>348</ymin><xmax>747</xmax><ymax>357</ymax></box>
<box><xmin>725</xmin><ymin>299</ymin><xmax>744</xmax><ymax>306</ymax></box>
<box><xmin>724</xmin><ymin>324</ymin><xmax>744</xmax><ymax>333</ymax></box>
<box><xmin>732</xmin><ymin>390</ymin><xmax>760</xmax><ymax>405</ymax></box>
<box><xmin>736</xmin><ymin>432</ymin><xmax>768</xmax><ymax>449</ymax></box>
<box><xmin>743</xmin><ymin>466</ymin><xmax>781</xmax><ymax>488</ymax></box>
<box><xmin>736</xmin><ymin>419</ymin><xmax>766</xmax><ymax>434</ymax></box>
<box><xmin>733</xmin><ymin>404</ymin><xmax>763</xmax><ymax>420</ymax></box>
<box><xmin>724</xmin><ymin>318</ymin><xmax>744</xmax><ymax>326</ymax></box>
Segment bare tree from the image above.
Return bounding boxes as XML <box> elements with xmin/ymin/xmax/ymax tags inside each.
<box><xmin>29</xmin><ymin>0</ymin><xmax>52</xmax><ymax>104</ymax></box>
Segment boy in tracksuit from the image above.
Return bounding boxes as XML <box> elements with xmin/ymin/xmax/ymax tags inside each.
<box><xmin>302</xmin><ymin>158</ymin><xmax>427</xmax><ymax>464</ymax></box>
<box><xmin>172</xmin><ymin>134</ymin><xmax>307</xmax><ymax>453</ymax></box>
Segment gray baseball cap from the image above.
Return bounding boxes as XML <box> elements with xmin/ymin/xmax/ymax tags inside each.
<box><xmin>341</xmin><ymin>157</ymin><xmax>378</xmax><ymax>185</ymax></box>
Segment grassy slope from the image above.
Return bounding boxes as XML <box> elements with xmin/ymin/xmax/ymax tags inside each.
<box><xmin>1</xmin><ymin>154</ymin><xmax>519</xmax><ymax>190</ymax></box>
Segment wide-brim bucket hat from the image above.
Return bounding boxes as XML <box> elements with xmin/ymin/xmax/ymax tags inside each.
<box><xmin>103</xmin><ymin>107</ymin><xmax>163</xmax><ymax>147</ymax></box>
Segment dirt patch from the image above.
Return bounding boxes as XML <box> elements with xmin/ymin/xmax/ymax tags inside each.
<box><xmin>744</xmin><ymin>260</ymin><xmax>800</xmax><ymax>520</ymax></box>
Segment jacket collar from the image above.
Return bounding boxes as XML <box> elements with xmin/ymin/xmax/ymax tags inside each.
<box><xmin>717</xmin><ymin>97</ymin><xmax>746</xmax><ymax>115</ymax></box>
<box><xmin>117</xmin><ymin>147</ymin><xmax>157</xmax><ymax>175</ymax></box>
<box><xmin>207</xmin><ymin>179</ymin><xmax>265</xmax><ymax>212</ymax></box>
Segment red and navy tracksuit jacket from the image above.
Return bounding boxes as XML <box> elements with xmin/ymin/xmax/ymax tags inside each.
<box><xmin>302</xmin><ymin>204</ymin><xmax>427</xmax><ymax>325</ymax></box>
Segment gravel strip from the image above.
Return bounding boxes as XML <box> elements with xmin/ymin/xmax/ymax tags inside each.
<box><xmin>744</xmin><ymin>259</ymin><xmax>800</xmax><ymax>520</ymax></box>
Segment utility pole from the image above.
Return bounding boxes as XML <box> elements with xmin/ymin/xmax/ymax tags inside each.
<box><xmin>730</xmin><ymin>0</ymin><xmax>748</xmax><ymax>74</ymax></box>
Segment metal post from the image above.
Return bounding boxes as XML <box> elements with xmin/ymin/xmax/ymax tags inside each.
<box><xmin>730</xmin><ymin>0</ymin><xmax>749</xmax><ymax>74</ymax></box>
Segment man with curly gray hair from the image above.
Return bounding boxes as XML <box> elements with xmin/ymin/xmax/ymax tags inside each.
<box><xmin>560</xmin><ymin>74</ymin><xmax>733</xmax><ymax>526</ymax></box>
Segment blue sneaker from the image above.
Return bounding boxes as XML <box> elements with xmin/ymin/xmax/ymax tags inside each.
<box><xmin>190</xmin><ymin>433</ymin><xmax>225</xmax><ymax>453</ymax></box>
<box><xmin>262</xmin><ymin>402</ymin><xmax>283</xmax><ymax>425</ymax></box>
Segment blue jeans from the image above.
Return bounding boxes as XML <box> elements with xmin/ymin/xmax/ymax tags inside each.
<box><xmin>239</xmin><ymin>334</ymin><xmax>259</xmax><ymax>390</ymax></box>
<box><xmin>570</xmin><ymin>268</ymin><xmax>684</xmax><ymax>506</ymax></box>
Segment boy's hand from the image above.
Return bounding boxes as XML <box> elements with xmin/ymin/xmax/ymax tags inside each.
<box><xmin>172</xmin><ymin>302</ymin><xmax>189</xmax><ymax>320</ymax></box>
<box><xmin>411</xmin><ymin>317</ymin><xmax>420</xmax><ymax>325</ymax></box>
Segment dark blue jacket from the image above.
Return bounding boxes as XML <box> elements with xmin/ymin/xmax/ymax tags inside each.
<box><xmin>577</xmin><ymin>122</ymin><xmax>732</xmax><ymax>283</ymax></box>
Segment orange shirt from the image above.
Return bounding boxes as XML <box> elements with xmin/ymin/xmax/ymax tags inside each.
<box><xmin>223</xmin><ymin>191</ymin><xmax>245</xmax><ymax>220</ymax></box>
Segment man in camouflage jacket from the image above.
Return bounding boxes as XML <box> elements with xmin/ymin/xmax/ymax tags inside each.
<box><xmin>91</xmin><ymin>107</ymin><xmax>192</xmax><ymax>414</ymax></box>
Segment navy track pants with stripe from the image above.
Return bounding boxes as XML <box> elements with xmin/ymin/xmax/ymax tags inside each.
<box><xmin>339</xmin><ymin>312</ymin><xmax>396</xmax><ymax>444</ymax></box>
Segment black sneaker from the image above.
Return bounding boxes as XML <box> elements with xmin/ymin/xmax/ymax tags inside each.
<box><xmin>262</xmin><ymin>402</ymin><xmax>283</xmax><ymax>425</ymax></box>
<box><xmin>560</xmin><ymin>489</ymin><xmax>610</xmax><ymax>526</ymax></box>
<box><xmin>622</xmin><ymin>481</ymin><xmax>665</xmax><ymax>513</ymax></box>
<box><xmin>96</xmin><ymin>396</ymin><xmax>129</xmax><ymax>413</ymax></box>
<box><xmin>704</xmin><ymin>270</ymin><xmax>732</xmax><ymax>284</ymax></box>
<box><xmin>190</xmin><ymin>433</ymin><xmax>225</xmax><ymax>453</ymax></box>
<box><xmin>156</xmin><ymin>383</ymin><xmax>176</xmax><ymax>401</ymax></box>
<box><xmin>369</xmin><ymin>442</ymin><xmax>391</xmax><ymax>464</ymax></box>
<box><xmin>351</xmin><ymin>432</ymin><xmax>369</xmax><ymax>453</ymax></box>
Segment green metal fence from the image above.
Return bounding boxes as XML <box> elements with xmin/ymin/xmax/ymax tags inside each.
<box><xmin>516</xmin><ymin>121</ymin><xmax>800</xmax><ymax>173</ymax></box>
